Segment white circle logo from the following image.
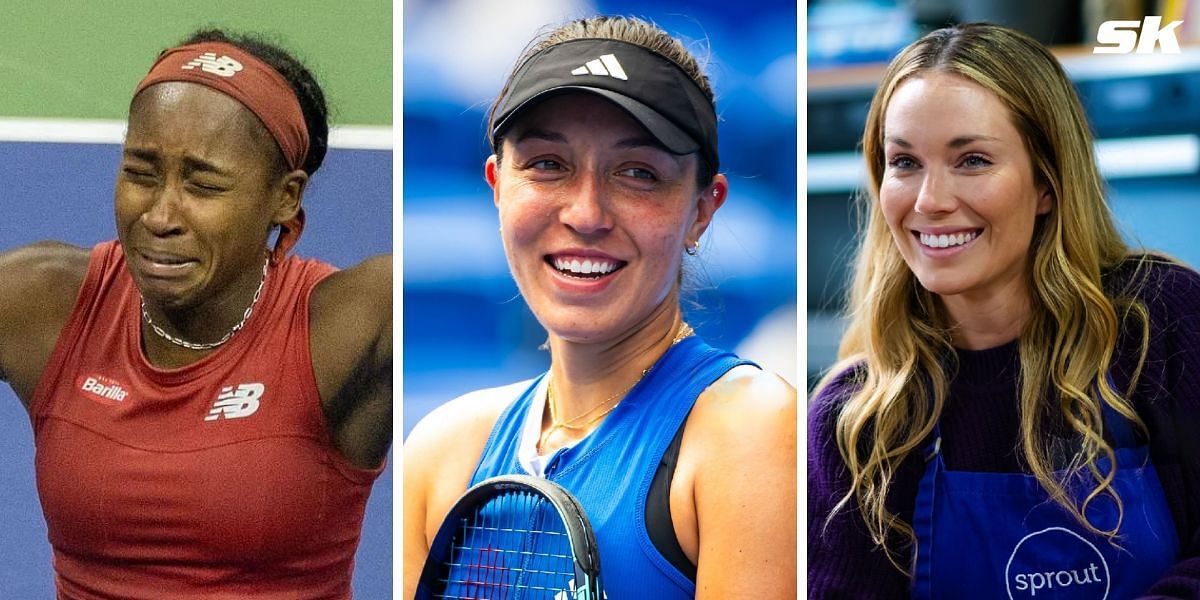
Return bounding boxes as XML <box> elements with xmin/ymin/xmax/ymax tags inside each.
<box><xmin>1005</xmin><ymin>527</ymin><xmax>1110</xmax><ymax>599</ymax></box>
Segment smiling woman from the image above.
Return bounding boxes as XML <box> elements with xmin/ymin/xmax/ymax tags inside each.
<box><xmin>808</xmin><ymin>23</ymin><xmax>1200</xmax><ymax>599</ymax></box>
<box><xmin>487</xmin><ymin>93</ymin><xmax>713</xmax><ymax>350</ymax></box>
<box><xmin>0</xmin><ymin>29</ymin><xmax>390</xmax><ymax>600</ymax></box>
<box><xmin>404</xmin><ymin>15</ymin><xmax>796</xmax><ymax>600</ymax></box>
<box><xmin>879</xmin><ymin>72</ymin><xmax>1054</xmax><ymax>349</ymax></box>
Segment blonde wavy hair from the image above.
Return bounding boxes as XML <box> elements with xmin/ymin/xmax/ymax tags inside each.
<box><xmin>818</xmin><ymin>23</ymin><xmax>1152</xmax><ymax>572</ymax></box>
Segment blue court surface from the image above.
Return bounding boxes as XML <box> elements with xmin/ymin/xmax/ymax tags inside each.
<box><xmin>0</xmin><ymin>140</ymin><xmax>392</xmax><ymax>598</ymax></box>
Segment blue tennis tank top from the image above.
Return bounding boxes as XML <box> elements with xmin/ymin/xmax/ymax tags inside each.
<box><xmin>469</xmin><ymin>336</ymin><xmax>752</xmax><ymax>599</ymax></box>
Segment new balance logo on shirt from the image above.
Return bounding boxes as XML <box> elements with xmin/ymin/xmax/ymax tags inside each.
<box><xmin>205</xmin><ymin>383</ymin><xmax>264</xmax><ymax>421</ymax></box>
<box><xmin>570</xmin><ymin>54</ymin><xmax>628</xmax><ymax>80</ymax></box>
<box><xmin>182</xmin><ymin>52</ymin><xmax>243</xmax><ymax>78</ymax></box>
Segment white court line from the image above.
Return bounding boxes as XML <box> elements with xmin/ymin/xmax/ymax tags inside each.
<box><xmin>0</xmin><ymin>117</ymin><xmax>392</xmax><ymax>150</ymax></box>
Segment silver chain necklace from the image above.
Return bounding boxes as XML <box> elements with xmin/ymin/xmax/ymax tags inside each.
<box><xmin>140</xmin><ymin>256</ymin><xmax>270</xmax><ymax>351</ymax></box>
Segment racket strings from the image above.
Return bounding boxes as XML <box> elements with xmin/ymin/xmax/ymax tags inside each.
<box><xmin>436</xmin><ymin>490</ymin><xmax>578</xmax><ymax>599</ymax></box>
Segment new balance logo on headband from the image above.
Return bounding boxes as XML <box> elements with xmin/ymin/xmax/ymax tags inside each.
<box><xmin>205</xmin><ymin>383</ymin><xmax>264</xmax><ymax>421</ymax></box>
<box><xmin>182</xmin><ymin>52</ymin><xmax>243</xmax><ymax>78</ymax></box>
<box><xmin>570</xmin><ymin>54</ymin><xmax>628</xmax><ymax>80</ymax></box>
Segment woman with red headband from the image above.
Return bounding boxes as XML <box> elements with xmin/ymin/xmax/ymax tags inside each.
<box><xmin>0</xmin><ymin>30</ymin><xmax>390</xmax><ymax>599</ymax></box>
<box><xmin>404</xmin><ymin>16</ymin><xmax>795</xmax><ymax>599</ymax></box>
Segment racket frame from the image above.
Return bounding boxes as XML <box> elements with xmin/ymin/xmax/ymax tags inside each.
<box><xmin>418</xmin><ymin>474</ymin><xmax>604</xmax><ymax>599</ymax></box>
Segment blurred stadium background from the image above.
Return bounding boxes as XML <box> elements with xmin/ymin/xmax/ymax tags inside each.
<box><xmin>0</xmin><ymin>3</ymin><xmax>391</xmax><ymax>598</ymax></box>
<box><xmin>807</xmin><ymin>0</ymin><xmax>1200</xmax><ymax>389</ymax></box>
<box><xmin>402</xmin><ymin>0</ymin><xmax>799</xmax><ymax>437</ymax></box>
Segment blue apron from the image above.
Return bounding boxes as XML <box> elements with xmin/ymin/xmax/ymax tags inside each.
<box><xmin>912</xmin><ymin>398</ymin><xmax>1179</xmax><ymax>599</ymax></box>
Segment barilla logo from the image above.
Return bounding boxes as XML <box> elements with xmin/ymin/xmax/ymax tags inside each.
<box><xmin>1005</xmin><ymin>527</ymin><xmax>1110</xmax><ymax>599</ymax></box>
<box><xmin>77</xmin><ymin>374</ymin><xmax>129</xmax><ymax>405</ymax></box>
<box><xmin>1093</xmin><ymin>17</ymin><xmax>1184</xmax><ymax>54</ymax></box>
<box><xmin>182</xmin><ymin>52</ymin><xmax>244</xmax><ymax>77</ymax></box>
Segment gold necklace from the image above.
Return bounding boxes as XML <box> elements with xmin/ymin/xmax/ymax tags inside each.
<box><xmin>141</xmin><ymin>253</ymin><xmax>269</xmax><ymax>351</ymax></box>
<box><xmin>537</xmin><ymin>322</ymin><xmax>694</xmax><ymax>453</ymax></box>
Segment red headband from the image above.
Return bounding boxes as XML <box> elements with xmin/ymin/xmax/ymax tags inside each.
<box><xmin>133</xmin><ymin>42</ymin><xmax>309</xmax><ymax>172</ymax></box>
<box><xmin>134</xmin><ymin>41</ymin><xmax>309</xmax><ymax>263</ymax></box>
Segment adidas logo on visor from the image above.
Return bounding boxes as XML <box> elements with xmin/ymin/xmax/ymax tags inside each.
<box><xmin>570</xmin><ymin>54</ymin><xmax>628</xmax><ymax>80</ymax></box>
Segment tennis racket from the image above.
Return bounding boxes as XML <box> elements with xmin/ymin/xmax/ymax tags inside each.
<box><xmin>417</xmin><ymin>474</ymin><xmax>604</xmax><ymax>600</ymax></box>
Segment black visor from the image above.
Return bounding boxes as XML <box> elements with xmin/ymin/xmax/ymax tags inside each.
<box><xmin>490</xmin><ymin>38</ymin><xmax>719</xmax><ymax>172</ymax></box>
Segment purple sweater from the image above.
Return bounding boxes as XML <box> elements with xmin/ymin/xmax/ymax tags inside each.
<box><xmin>808</xmin><ymin>259</ymin><xmax>1200</xmax><ymax>599</ymax></box>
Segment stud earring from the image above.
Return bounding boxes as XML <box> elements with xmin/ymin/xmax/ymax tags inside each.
<box><xmin>685</xmin><ymin>240</ymin><xmax>700</xmax><ymax>256</ymax></box>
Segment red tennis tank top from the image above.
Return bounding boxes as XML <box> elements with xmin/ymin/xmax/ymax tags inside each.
<box><xmin>30</xmin><ymin>241</ymin><xmax>383</xmax><ymax>600</ymax></box>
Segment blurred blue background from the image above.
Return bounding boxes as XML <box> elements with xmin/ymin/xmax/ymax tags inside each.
<box><xmin>806</xmin><ymin>0</ymin><xmax>1200</xmax><ymax>387</ymax></box>
<box><xmin>403</xmin><ymin>0</ymin><xmax>799</xmax><ymax>435</ymax></box>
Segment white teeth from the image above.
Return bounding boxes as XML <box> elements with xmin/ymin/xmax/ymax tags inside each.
<box><xmin>919</xmin><ymin>230</ymin><xmax>979</xmax><ymax>249</ymax></box>
<box><xmin>554</xmin><ymin>257</ymin><xmax>618</xmax><ymax>275</ymax></box>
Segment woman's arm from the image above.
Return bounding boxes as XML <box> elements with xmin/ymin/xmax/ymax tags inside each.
<box><xmin>806</xmin><ymin>368</ymin><xmax>914</xmax><ymax>599</ymax></box>
<box><xmin>401</xmin><ymin>385</ymin><xmax>517</xmax><ymax>599</ymax></box>
<box><xmin>0</xmin><ymin>242</ymin><xmax>88</xmax><ymax>407</ymax></box>
<box><xmin>684</xmin><ymin>367</ymin><xmax>796</xmax><ymax>599</ymax></box>
<box><xmin>309</xmin><ymin>254</ymin><xmax>392</xmax><ymax>469</ymax></box>
<box><xmin>1138</xmin><ymin>320</ymin><xmax>1200</xmax><ymax>600</ymax></box>
<box><xmin>1125</xmin><ymin>263</ymin><xmax>1200</xmax><ymax>598</ymax></box>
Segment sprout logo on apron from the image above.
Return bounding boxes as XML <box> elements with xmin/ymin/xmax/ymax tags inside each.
<box><xmin>910</xmin><ymin>391</ymin><xmax>1178</xmax><ymax>600</ymax></box>
<box><xmin>1004</xmin><ymin>527</ymin><xmax>1110</xmax><ymax>599</ymax></box>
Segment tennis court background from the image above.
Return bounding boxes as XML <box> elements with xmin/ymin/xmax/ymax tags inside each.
<box><xmin>0</xmin><ymin>4</ymin><xmax>392</xmax><ymax>598</ymax></box>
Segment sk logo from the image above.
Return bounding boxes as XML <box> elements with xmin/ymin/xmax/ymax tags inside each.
<box><xmin>1093</xmin><ymin>17</ymin><xmax>1184</xmax><ymax>54</ymax></box>
<box><xmin>205</xmin><ymin>383</ymin><xmax>264</xmax><ymax>421</ymax></box>
<box><xmin>182</xmin><ymin>52</ymin><xmax>244</xmax><ymax>77</ymax></box>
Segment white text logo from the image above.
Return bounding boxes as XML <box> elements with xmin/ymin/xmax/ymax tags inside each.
<box><xmin>78</xmin><ymin>375</ymin><xmax>129</xmax><ymax>405</ymax></box>
<box><xmin>1005</xmin><ymin>527</ymin><xmax>1109</xmax><ymax>599</ymax></box>
<box><xmin>1093</xmin><ymin>17</ymin><xmax>1184</xmax><ymax>54</ymax></box>
<box><xmin>182</xmin><ymin>52</ymin><xmax>244</xmax><ymax>77</ymax></box>
<box><xmin>554</xmin><ymin>578</ymin><xmax>608</xmax><ymax>600</ymax></box>
<box><xmin>205</xmin><ymin>383</ymin><xmax>264</xmax><ymax>421</ymax></box>
<box><xmin>570</xmin><ymin>54</ymin><xmax>628</xmax><ymax>80</ymax></box>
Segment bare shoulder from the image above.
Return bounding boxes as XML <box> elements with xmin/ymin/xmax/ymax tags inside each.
<box><xmin>693</xmin><ymin>364</ymin><xmax>797</xmax><ymax>431</ymax></box>
<box><xmin>307</xmin><ymin>254</ymin><xmax>393</xmax><ymax>423</ymax></box>
<box><xmin>0</xmin><ymin>242</ymin><xmax>90</xmax><ymax>397</ymax></box>
<box><xmin>404</xmin><ymin>380</ymin><xmax>533</xmax><ymax>552</ymax></box>
<box><xmin>404</xmin><ymin>380</ymin><xmax>529</xmax><ymax>482</ymax></box>
<box><xmin>310</xmin><ymin>254</ymin><xmax>391</xmax><ymax>328</ymax></box>
<box><xmin>322</xmin><ymin>253</ymin><xmax>392</xmax><ymax>290</ymax></box>
<box><xmin>0</xmin><ymin>241</ymin><xmax>90</xmax><ymax>301</ymax></box>
<box><xmin>684</xmin><ymin>366</ymin><xmax>797</xmax><ymax>598</ymax></box>
<box><xmin>680</xmin><ymin>364</ymin><xmax>796</xmax><ymax>513</ymax></box>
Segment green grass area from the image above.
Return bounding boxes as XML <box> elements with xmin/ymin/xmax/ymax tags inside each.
<box><xmin>0</xmin><ymin>1</ymin><xmax>391</xmax><ymax>125</ymax></box>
